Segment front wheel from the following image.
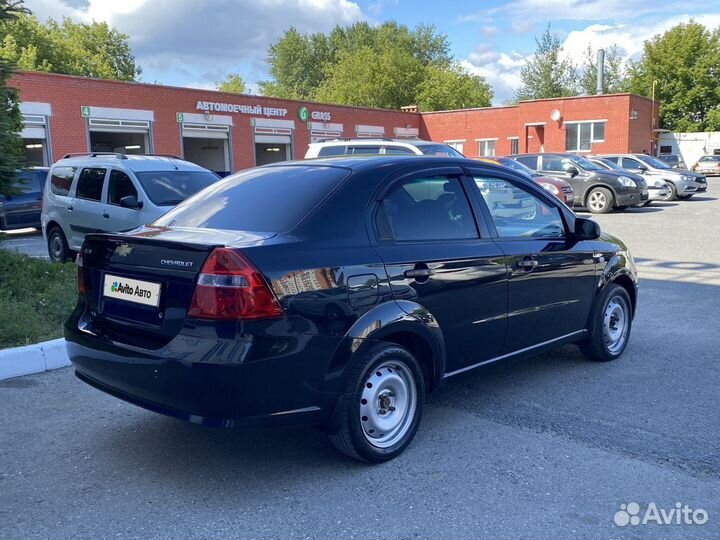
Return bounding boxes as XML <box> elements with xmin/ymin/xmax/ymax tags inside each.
<box><xmin>660</xmin><ymin>182</ymin><xmax>677</xmax><ymax>201</ymax></box>
<box><xmin>580</xmin><ymin>284</ymin><xmax>633</xmax><ymax>362</ymax></box>
<box><xmin>586</xmin><ymin>187</ymin><xmax>614</xmax><ymax>214</ymax></box>
<box><xmin>328</xmin><ymin>343</ymin><xmax>425</xmax><ymax>463</ymax></box>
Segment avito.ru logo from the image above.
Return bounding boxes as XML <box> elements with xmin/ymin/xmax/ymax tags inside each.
<box><xmin>614</xmin><ymin>502</ymin><xmax>709</xmax><ymax>527</ymax></box>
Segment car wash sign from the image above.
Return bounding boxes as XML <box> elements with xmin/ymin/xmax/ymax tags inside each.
<box><xmin>195</xmin><ymin>101</ymin><xmax>288</xmax><ymax>118</ymax></box>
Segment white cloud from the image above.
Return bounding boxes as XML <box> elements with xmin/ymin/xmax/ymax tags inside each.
<box><xmin>23</xmin><ymin>0</ymin><xmax>365</xmax><ymax>85</ymax></box>
<box><xmin>463</xmin><ymin>44</ymin><xmax>527</xmax><ymax>105</ymax></box>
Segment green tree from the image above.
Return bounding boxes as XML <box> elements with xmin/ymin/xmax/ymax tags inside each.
<box><xmin>0</xmin><ymin>12</ymin><xmax>140</xmax><ymax>81</ymax></box>
<box><xmin>579</xmin><ymin>45</ymin><xmax>626</xmax><ymax>95</ymax></box>
<box><xmin>216</xmin><ymin>73</ymin><xmax>246</xmax><ymax>94</ymax></box>
<box><xmin>626</xmin><ymin>21</ymin><xmax>720</xmax><ymax>132</ymax></box>
<box><xmin>0</xmin><ymin>0</ymin><xmax>28</xmax><ymax>196</ymax></box>
<box><xmin>260</xmin><ymin>21</ymin><xmax>478</xmax><ymax>111</ymax></box>
<box><xmin>516</xmin><ymin>26</ymin><xmax>577</xmax><ymax>100</ymax></box>
<box><xmin>416</xmin><ymin>63</ymin><xmax>492</xmax><ymax>111</ymax></box>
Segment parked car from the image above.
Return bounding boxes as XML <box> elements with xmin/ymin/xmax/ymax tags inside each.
<box><xmin>41</xmin><ymin>153</ymin><xmax>220</xmax><ymax>262</ymax></box>
<box><xmin>66</xmin><ymin>156</ymin><xmax>637</xmax><ymax>463</ymax></box>
<box><xmin>511</xmin><ymin>153</ymin><xmax>647</xmax><ymax>213</ymax></box>
<box><xmin>692</xmin><ymin>155</ymin><xmax>720</xmax><ymax>177</ymax></box>
<box><xmin>475</xmin><ymin>156</ymin><xmax>575</xmax><ymax>206</ymax></box>
<box><xmin>305</xmin><ymin>138</ymin><xmax>464</xmax><ymax>158</ymax></box>
<box><xmin>657</xmin><ymin>154</ymin><xmax>686</xmax><ymax>169</ymax></box>
<box><xmin>0</xmin><ymin>167</ymin><xmax>48</xmax><ymax>230</ymax></box>
<box><xmin>588</xmin><ymin>158</ymin><xmax>669</xmax><ymax>206</ymax></box>
<box><xmin>598</xmin><ymin>154</ymin><xmax>707</xmax><ymax>200</ymax></box>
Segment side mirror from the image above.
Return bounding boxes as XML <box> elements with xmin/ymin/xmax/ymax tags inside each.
<box><xmin>565</xmin><ymin>165</ymin><xmax>579</xmax><ymax>177</ymax></box>
<box><xmin>574</xmin><ymin>217</ymin><xmax>601</xmax><ymax>240</ymax></box>
<box><xmin>119</xmin><ymin>195</ymin><xmax>142</xmax><ymax>209</ymax></box>
<box><xmin>637</xmin><ymin>165</ymin><xmax>648</xmax><ymax>173</ymax></box>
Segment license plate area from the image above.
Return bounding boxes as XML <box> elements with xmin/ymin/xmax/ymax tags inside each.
<box><xmin>103</xmin><ymin>274</ymin><xmax>161</xmax><ymax>307</ymax></box>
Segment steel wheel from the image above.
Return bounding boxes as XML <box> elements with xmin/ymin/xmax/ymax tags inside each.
<box><xmin>359</xmin><ymin>360</ymin><xmax>417</xmax><ymax>449</ymax></box>
<box><xmin>603</xmin><ymin>296</ymin><xmax>629</xmax><ymax>354</ymax></box>
<box><xmin>48</xmin><ymin>229</ymin><xmax>66</xmax><ymax>262</ymax></box>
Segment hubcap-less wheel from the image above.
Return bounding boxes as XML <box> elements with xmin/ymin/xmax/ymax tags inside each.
<box><xmin>588</xmin><ymin>191</ymin><xmax>607</xmax><ymax>212</ymax></box>
<box><xmin>360</xmin><ymin>361</ymin><xmax>417</xmax><ymax>449</ymax></box>
<box><xmin>603</xmin><ymin>296</ymin><xmax>629</xmax><ymax>354</ymax></box>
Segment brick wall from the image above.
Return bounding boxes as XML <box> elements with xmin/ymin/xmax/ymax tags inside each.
<box><xmin>10</xmin><ymin>71</ymin><xmax>658</xmax><ymax>167</ymax></box>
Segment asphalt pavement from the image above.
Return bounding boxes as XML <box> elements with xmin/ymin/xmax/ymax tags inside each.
<box><xmin>0</xmin><ymin>228</ymin><xmax>47</xmax><ymax>259</ymax></box>
<box><xmin>1</xmin><ymin>193</ymin><xmax>720</xmax><ymax>540</ymax></box>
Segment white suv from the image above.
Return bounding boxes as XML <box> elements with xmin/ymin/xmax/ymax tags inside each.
<box><xmin>305</xmin><ymin>138</ymin><xmax>464</xmax><ymax>159</ymax></box>
<box><xmin>42</xmin><ymin>153</ymin><xmax>220</xmax><ymax>262</ymax></box>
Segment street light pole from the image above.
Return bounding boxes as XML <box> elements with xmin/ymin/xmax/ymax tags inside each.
<box><xmin>651</xmin><ymin>79</ymin><xmax>658</xmax><ymax>155</ymax></box>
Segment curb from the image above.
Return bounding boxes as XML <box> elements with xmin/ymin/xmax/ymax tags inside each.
<box><xmin>0</xmin><ymin>338</ymin><xmax>70</xmax><ymax>381</ymax></box>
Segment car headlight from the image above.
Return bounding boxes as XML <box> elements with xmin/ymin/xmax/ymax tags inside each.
<box><xmin>618</xmin><ymin>176</ymin><xmax>635</xmax><ymax>187</ymax></box>
<box><xmin>539</xmin><ymin>182</ymin><xmax>559</xmax><ymax>195</ymax></box>
<box><xmin>681</xmin><ymin>175</ymin><xmax>695</xmax><ymax>182</ymax></box>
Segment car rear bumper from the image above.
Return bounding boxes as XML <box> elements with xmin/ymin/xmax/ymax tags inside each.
<box><xmin>65</xmin><ymin>316</ymin><xmax>345</xmax><ymax>428</ymax></box>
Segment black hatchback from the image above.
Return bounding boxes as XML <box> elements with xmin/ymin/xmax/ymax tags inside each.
<box><xmin>66</xmin><ymin>157</ymin><xmax>638</xmax><ymax>462</ymax></box>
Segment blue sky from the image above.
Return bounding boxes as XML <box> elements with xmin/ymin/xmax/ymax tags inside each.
<box><xmin>23</xmin><ymin>0</ymin><xmax>720</xmax><ymax>104</ymax></box>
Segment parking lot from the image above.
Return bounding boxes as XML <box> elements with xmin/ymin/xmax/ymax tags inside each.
<box><xmin>1</xmin><ymin>194</ymin><xmax>719</xmax><ymax>540</ymax></box>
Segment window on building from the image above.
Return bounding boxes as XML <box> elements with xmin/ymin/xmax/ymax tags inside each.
<box><xmin>659</xmin><ymin>145</ymin><xmax>673</xmax><ymax>155</ymax></box>
<box><xmin>478</xmin><ymin>140</ymin><xmax>496</xmax><ymax>157</ymax></box>
<box><xmin>565</xmin><ymin>121</ymin><xmax>606</xmax><ymax>152</ymax></box>
<box><xmin>445</xmin><ymin>141</ymin><xmax>465</xmax><ymax>154</ymax></box>
<box><xmin>509</xmin><ymin>138</ymin><xmax>519</xmax><ymax>155</ymax></box>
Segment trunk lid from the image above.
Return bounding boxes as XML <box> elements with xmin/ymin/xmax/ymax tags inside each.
<box><xmin>80</xmin><ymin>226</ymin><xmax>275</xmax><ymax>348</ymax></box>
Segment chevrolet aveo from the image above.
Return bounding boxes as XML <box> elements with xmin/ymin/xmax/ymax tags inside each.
<box><xmin>66</xmin><ymin>156</ymin><xmax>638</xmax><ymax>463</ymax></box>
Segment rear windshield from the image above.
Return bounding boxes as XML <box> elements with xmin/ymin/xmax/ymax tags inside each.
<box><xmin>153</xmin><ymin>165</ymin><xmax>349</xmax><ymax>233</ymax></box>
<box><xmin>135</xmin><ymin>170</ymin><xmax>220</xmax><ymax>206</ymax></box>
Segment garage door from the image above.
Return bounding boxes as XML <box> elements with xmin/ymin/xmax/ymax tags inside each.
<box><xmin>182</xmin><ymin>123</ymin><xmax>231</xmax><ymax>176</ymax></box>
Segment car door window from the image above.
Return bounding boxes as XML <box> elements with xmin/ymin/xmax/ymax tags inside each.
<box><xmin>621</xmin><ymin>157</ymin><xmax>643</xmax><ymax>169</ymax></box>
<box><xmin>513</xmin><ymin>156</ymin><xmax>537</xmax><ymax>169</ymax></box>
<box><xmin>349</xmin><ymin>146</ymin><xmax>381</xmax><ymax>155</ymax></box>
<box><xmin>108</xmin><ymin>170</ymin><xmax>138</xmax><ymax>205</ymax></box>
<box><xmin>75</xmin><ymin>168</ymin><xmax>106</xmax><ymax>201</ymax></box>
<box><xmin>376</xmin><ymin>176</ymin><xmax>477</xmax><ymax>242</ymax></box>
<box><xmin>474</xmin><ymin>177</ymin><xmax>566</xmax><ymax>239</ymax></box>
<box><xmin>542</xmin><ymin>156</ymin><xmax>573</xmax><ymax>173</ymax></box>
<box><xmin>317</xmin><ymin>145</ymin><xmax>346</xmax><ymax>157</ymax></box>
<box><xmin>383</xmin><ymin>146</ymin><xmax>416</xmax><ymax>155</ymax></box>
<box><xmin>49</xmin><ymin>166</ymin><xmax>75</xmax><ymax>196</ymax></box>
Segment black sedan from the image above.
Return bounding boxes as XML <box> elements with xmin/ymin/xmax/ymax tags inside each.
<box><xmin>65</xmin><ymin>156</ymin><xmax>638</xmax><ymax>463</ymax></box>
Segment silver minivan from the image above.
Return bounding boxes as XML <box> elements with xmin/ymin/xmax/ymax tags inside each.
<box><xmin>41</xmin><ymin>153</ymin><xmax>220</xmax><ymax>262</ymax></box>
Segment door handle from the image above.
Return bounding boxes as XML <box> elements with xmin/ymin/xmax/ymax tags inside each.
<box><xmin>404</xmin><ymin>267</ymin><xmax>435</xmax><ymax>281</ymax></box>
<box><xmin>102</xmin><ymin>212</ymin><xmax>110</xmax><ymax>219</ymax></box>
<box><xmin>517</xmin><ymin>257</ymin><xmax>539</xmax><ymax>270</ymax></box>
<box><xmin>67</xmin><ymin>205</ymin><xmax>73</xmax><ymax>212</ymax></box>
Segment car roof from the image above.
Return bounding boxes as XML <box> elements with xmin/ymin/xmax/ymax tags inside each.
<box><xmin>309</xmin><ymin>138</ymin><xmax>436</xmax><ymax>147</ymax></box>
<box><xmin>51</xmin><ymin>154</ymin><xmax>210</xmax><ymax>173</ymax></box>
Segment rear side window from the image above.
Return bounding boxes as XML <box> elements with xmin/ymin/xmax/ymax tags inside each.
<box><xmin>349</xmin><ymin>146</ymin><xmax>381</xmax><ymax>155</ymax></box>
<box><xmin>621</xmin><ymin>157</ymin><xmax>643</xmax><ymax>169</ymax></box>
<box><xmin>14</xmin><ymin>171</ymin><xmax>43</xmax><ymax>193</ymax></box>
<box><xmin>317</xmin><ymin>146</ymin><xmax>347</xmax><ymax>157</ymax></box>
<box><xmin>383</xmin><ymin>146</ymin><xmax>416</xmax><ymax>155</ymax></box>
<box><xmin>377</xmin><ymin>176</ymin><xmax>477</xmax><ymax>242</ymax></box>
<box><xmin>108</xmin><ymin>170</ymin><xmax>138</xmax><ymax>205</ymax></box>
<box><xmin>514</xmin><ymin>156</ymin><xmax>537</xmax><ymax>170</ymax></box>
<box><xmin>49</xmin><ymin>166</ymin><xmax>76</xmax><ymax>196</ymax></box>
<box><xmin>75</xmin><ymin>168</ymin><xmax>106</xmax><ymax>201</ymax></box>
<box><xmin>154</xmin><ymin>165</ymin><xmax>349</xmax><ymax>233</ymax></box>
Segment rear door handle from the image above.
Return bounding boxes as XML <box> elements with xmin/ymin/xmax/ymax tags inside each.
<box><xmin>67</xmin><ymin>205</ymin><xmax>73</xmax><ymax>212</ymax></box>
<box><xmin>102</xmin><ymin>212</ymin><xmax>110</xmax><ymax>219</ymax></box>
<box><xmin>517</xmin><ymin>257</ymin><xmax>539</xmax><ymax>269</ymax></box>
<box><xmin>404</xmin><ymin>268</ymin><xmax>435</xmax><ymax>279</ymax></box>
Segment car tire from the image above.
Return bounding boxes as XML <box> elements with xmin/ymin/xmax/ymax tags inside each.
<box><xmin>660</xmin><ymin>182</ymin><xmax>677</xmax><ymax>201</ymax></box>
<box><xmin>586</xmin><ymin>187</ymin><xmax>614</xmax><ymax>214</ymax></box>
<box><xmin>677</xmin><ymin>194</ymin><xmax>693</xmax><ymax>200</ymax></box>
<box><xmin>579</xmin><ymin>283</ymin><xmax>633</xmax><ymax>362</ymax></box>
<box><xmin>47</xmin><ymin>226</ymin><xmax>74</xmax><ymax>263</ymax></box>
<box><xmin>328</xmin><ymin>343</ymin><xmax>425</xmax><ymax>463</ymax></box>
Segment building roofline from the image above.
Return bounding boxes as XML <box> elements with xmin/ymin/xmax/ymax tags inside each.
<box><xmin>11</xmin><ymin>70</ymin><xmax>418</xmax><ymax>116</ymax></box>
<box><xmin>421</xmin><ymin>104</ymin><xmax>519</xmax><ymax>115</ymax></box>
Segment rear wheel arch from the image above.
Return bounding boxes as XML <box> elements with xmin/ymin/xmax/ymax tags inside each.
<box><xmin>379</xmin><ymin>330</ymin><xmax>439</xmax><ymax>392</ymax></box>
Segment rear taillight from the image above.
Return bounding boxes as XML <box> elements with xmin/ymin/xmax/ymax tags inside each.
<box><xmin>77</xmin><ymin>250</ymin><xmax>86</xmax><ymax>295</ymax></box>
<box><xmin>188</xmin><ymin>248</ymin><xmax>283</xmax><ymax>320</ymax></box>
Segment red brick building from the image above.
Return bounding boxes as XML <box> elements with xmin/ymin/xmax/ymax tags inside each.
<box><xmin>10</xmin><ymin>71</ymin><xmax>658</xmax><ymax>174</ymax></box>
